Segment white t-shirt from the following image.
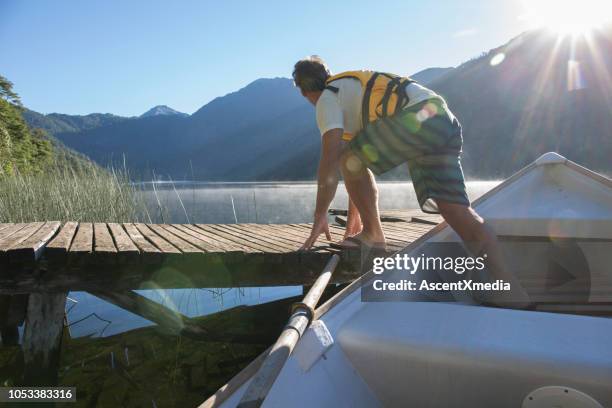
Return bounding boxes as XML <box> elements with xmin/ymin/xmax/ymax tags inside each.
<box><xmin>315</xmin><ymin>77</ymin><xmax>441</xmax><ymax>138</ymax></box>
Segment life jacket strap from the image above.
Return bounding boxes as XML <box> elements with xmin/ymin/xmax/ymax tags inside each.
<box><xmin>362</xmin><ymin>73</ymin><xmax>380</xmax><ymax>128</ymax></box>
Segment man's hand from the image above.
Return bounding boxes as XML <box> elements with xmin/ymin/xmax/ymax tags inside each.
<box><xmin>300</xmin><ymin>213</ymin><xmax>332</xmax><ymax>250</ymax></box>
<box><xmin>300</xmin><ymin>128</ymin><xmax>342</xmax><ymax>250</ymax></box>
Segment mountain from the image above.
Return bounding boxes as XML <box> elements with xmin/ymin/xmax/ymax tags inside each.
<box><xmin>411</xmin><ymin>67</ymin><xmax>454</xmax><ymax>85</ymax></box>
<box><xmin>140</xmin><ymin>105</ymin><xmax>187</xmax><ymax>118</ymax></box>
<box><xmin>22</xmin><ymin>109</ymin><xmax>129</xmax><ymax>134</ymax></box>
<box><xmin>37</xmin><ymin>77</ymin><xmax>315</xmax><ymax>180</ymax></box>
<box><xmin>23</xmin><ymin>28</ymin><xmax>612</xmax><ymax>180</ymax></box>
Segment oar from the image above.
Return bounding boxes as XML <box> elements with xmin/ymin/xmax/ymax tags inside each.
<box><xmin>237</xmin><ymin>254</ymin><xmax>340</xmax><ymax>408</ymax></box>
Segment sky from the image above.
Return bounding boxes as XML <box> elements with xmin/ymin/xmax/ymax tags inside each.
<box><xmin>1</xmin><ymin>0</ymin><xmax>536</xmax><ymax>116</ymax></box>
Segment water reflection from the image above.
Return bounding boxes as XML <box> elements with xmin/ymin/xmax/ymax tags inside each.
<box><xmin>0</xmin><ymin>286</ymin><xmax>304</xmax><ymax>407</ymax></box>
<box><xmin>66</xmin><ymin>287</ymin><xmax>301</xmax><ymax>338</ymax></box>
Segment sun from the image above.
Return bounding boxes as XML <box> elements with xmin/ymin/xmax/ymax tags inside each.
<box><xmin>521</xmin><ymin>0</ymin><xmax>612</xmax><ymax>35</ymax></box>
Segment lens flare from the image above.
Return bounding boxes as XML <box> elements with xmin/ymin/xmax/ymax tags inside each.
<box><xmin>362</xmin><ymin>144</ymin><xmax>379</xmax><ymax>163</ymax></box>
<box><xmin>567</xmin><ymin>60</ymin><xmax>586</xmax><ymax>91</ymax></box>
<box><xmin>345</xmin><ymin>155</ymin><xmax>363</xmax><ymax>173</ymax></box>
<box><xmin>490</xmin><ymin>53</ymin><xmax>506</xmax><ymax>66</ymax></box>
<box><xmin>521</xmin><ymin>0</ymin><xmax>612</xmax><ymax>36</ymax></box>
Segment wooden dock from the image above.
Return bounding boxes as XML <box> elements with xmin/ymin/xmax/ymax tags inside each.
<box><xmin>0</xmin><ymin>210</ymin><xmax>439</xmax><ymax>293</ymax></box>
<box><xmin>0</xmin><ymin>210</ymin><xmax>441</xmax><ymax>387</ymax></box>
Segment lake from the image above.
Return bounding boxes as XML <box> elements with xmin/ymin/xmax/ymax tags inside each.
<box><xmin>137</xmin><ymin>180</ymin><xmax>500</xmax><ymax>224</ymax></box>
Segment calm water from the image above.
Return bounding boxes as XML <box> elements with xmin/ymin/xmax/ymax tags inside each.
<box><xmin>65</xmin><ymin>287</ymin><xmax>303</xmax><ymax>338</ymax></box>
<box><xmin>2</xmin><ymin>181</ymin><xmax>499</xmax><ymax>406</ymax></box>
<box><xmin>138</xmin><ymin>180</ymin><xmax>500</xmax><ymax>224</ymax></box>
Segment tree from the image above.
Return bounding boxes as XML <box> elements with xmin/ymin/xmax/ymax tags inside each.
<box><xmin>0</xmin><ymin>75</ymin><xmax>53</xmax><ymax>175</ymax></box>
<box><xmin>0</xmin><ymin>75</ymin><xmax>21</xmax><ymax>106</ymax></box>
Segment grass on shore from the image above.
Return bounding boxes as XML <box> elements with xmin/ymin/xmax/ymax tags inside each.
<box><xmin>0</xmin><ymin>163</ymin><xmax>150</xmax><ymax>223</ymax></box>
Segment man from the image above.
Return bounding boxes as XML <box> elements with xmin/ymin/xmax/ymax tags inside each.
<box><xmin>293</xmin><ymin>55</ymin><xmax>530</xmax><ymax>306</ymax></box>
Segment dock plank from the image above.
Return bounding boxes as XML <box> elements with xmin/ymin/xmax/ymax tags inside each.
<box><xmin>45</xmin><ymin>222</ymin><xmax>78</xmax><ymax>262</ymax></box>
<box><xmin>0</xmin><ymin>224</ymin><xmax>27</xmax><ymax>241</ymax></box>
<box><xmin>93</xmin><ymin>223</ymin><xmax>116</xmax><ymax>252</ymax></box>
<box><xmin>93</xmin><ymin>223</ymin><xmax>117</xmax><ymax>264</ymax></box>
<box><xmin>223</xmin><ymin>224</ymin><xmax>299</xmax><ymax>252</ymax></box>
<box><xmin>290</xmin><ymin>222</ymin><xmax>421</xmax><ymax>252</ymax></box>
<box><xmin>186</xmin><ymin>224</ymin><xmax>261</xmax><ymax>254</ymax></box>
<box><xmin>285</xmin><ymin>224</ymin><xmax>334</xmax><ymax>244</ymax></box>
<box><xmin>69</xmin><ymin>223</ymin><xmax>93</xmax><ymax>257</ymax></box>
<box><xmin>159</xmin><ymin>224</ymin><xmax>219</xmax><ymax>253</ymax></box>
<box><xmin>0</xmin><ymin>224</ymin><xmax>13</xmax><ymax>233</ymax></box>
<box><xmin>216</xmin><ymin>224</ymin><xmax>297</xmax><ymax>253</ymax></box>
<box><xmin>147</xmin><ymin>224</ymin><xmax>202</xmax><ymax>253</ymax></box>
<box><xmin>0</xmin><ymin>222</ymin><xmax>44</xmax><ymax>253</ymax></box>
<box><xmin>195</xmin><ymin>224</ymin><xmax>278</xmax><ymax>254</ymax></box>
<box><xmin>108</xmin><ymin>223</ymin><xmax>140</xmax><ymax>263</ymax></box>
<box><xmin>382</xmin><ymin>224</ymin><xmax>432</xmax><ymax>240</ymax></box>
<box><xmin>246</xmin><ymin>224</ymin><xmax>335</xmax><ymax>258</ymax></box>
<box><xmin>262</xmin><ymin>224</ymin><xmax>313</xmax><ymax>244</ymax></box>
<box><xmin>259</xmin><ymin>224</ymin><xmax>335</xmax><ymax>255</ymax></box>
<box><xmin>251</xmin><ymin>224</ymin><xmax>332</xmax><ymax>255</ymax></box>
<box><xmin>108</xmin><ymin>223</ymin><xmax>139</xmax><ymax>253</ymax></box>
<box><xmin>134</xmin><ymin>224</ymin><xmax>180</xmax><ymax>254</ymax></box>
<box><xmin>7</xmin><ymin>221</ymin><xmax>61</xmax><ymax>263</ymax></box>
<box><xmin>123</xmin><ymin>223</ymin><xmax>163</xmax><ymax>264</ymax></box>
<box><xmin>175</xmin><ymin>224</ymin><xmax>243</xmax><ymax>253</ymax></box>
<box><xmin>248</xmin><ymin>224</ymin><xmax>308</xmax><ymax>247</ymax></box>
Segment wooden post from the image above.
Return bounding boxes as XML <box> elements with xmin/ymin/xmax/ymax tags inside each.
<box><xmin>0</xmin><ymin>294</ymin><xmax>28</xmax><ymax>345</ymax></box>
<box><xmin>22</xmin><ymin>292</ymin><xmax>67</xmax><ymax>386</ymax></box>
<box><xmin>237</xmin><ymin>255</ymin><xmax>339</xmax><ymax>408</ymax></box>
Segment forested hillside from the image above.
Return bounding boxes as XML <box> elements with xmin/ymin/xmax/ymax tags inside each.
<box><xmin>0</xmin><ymin>75</ymin><xmax>91</xmax><ymax>175</ymax></box>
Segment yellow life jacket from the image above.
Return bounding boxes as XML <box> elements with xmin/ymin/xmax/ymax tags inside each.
<box><xmin>325</xmin><ymin>70</ymin><xmax>414</xmax><ymax>129</ymax></box>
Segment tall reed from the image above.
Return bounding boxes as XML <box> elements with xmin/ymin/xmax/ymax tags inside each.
<box><xmin>0</xmin><ymin>163</ymin><xmax>150</xmax><ymax>223</ymax></box>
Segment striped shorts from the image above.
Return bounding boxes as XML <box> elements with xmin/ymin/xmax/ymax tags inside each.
<box><xmin>348</xmin><ymin>98</ymin><xmax>470</xmax><ymax>214</ymax></box>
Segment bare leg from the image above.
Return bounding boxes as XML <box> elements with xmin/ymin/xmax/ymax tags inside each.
<box><xmin>436</xmin><ymin>200</ymin><xmax>531</xmax><ymax>307</ymax></box>
<box><xmin>340</xmin><ymin>151</ymin><xmax>385</xmax><ymax>244</ymax></box>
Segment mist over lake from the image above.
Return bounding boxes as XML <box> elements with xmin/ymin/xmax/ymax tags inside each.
<box><xmin>138</xmin><ymin>180</ymin><xmax>501</xmax><ymax>224</ymax></box>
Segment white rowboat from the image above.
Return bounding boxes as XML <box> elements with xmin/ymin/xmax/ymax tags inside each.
<box><xmin>204</xmin><ymin>152</ymin><xmax>612</xmax><ymax>408</ymax></box>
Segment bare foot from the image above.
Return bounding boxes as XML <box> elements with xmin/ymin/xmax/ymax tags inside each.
<box><xmin>332</xmin><ymin>232</ymin><xmax>386</xmax><ymax>250</ymax></box>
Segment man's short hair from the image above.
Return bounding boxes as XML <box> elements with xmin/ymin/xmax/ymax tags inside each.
<box><xmin>292</xmin><ymin>55</ymin><xmax>331</xmax><ymax>92</ymax></box>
